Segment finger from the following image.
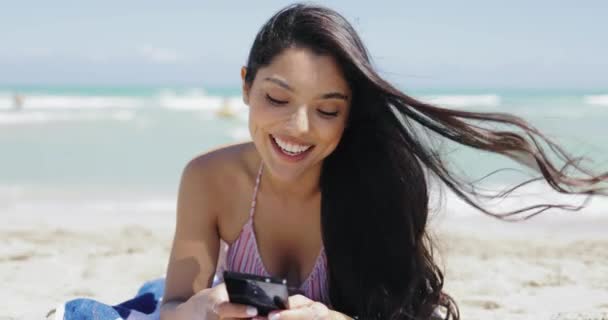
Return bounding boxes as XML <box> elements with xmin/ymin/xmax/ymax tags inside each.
<box><xmin>286</xmin><ymin>294</ymin><xmax>314</xmax><ymax>309</ymax></box>
<box><xmin>268</xmin><ymin>302</ymin><xmax>329</xmax><ymax>320</ymax></box>
<box><xmin>211</xmin><ymin>282</ymin><xmax>229</xmax><ymax>300</ymax></box>
<box><xmin>213</xmin><ymin>301</ymin><xmax>258</xmax><ymax>318</ymax></box>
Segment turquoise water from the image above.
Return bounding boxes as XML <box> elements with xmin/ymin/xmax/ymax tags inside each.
<box><xmin>0</xmin><ymin>86</ymin><xmax>606</xmax><ymax>218</ymax></box>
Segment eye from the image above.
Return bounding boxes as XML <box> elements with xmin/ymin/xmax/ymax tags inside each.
<box><xmin>317</xmin><ymin>109</ymin><xmax>339</xmax><ymax>118</ymax></box>
<box><xmin>265</xmin><ymin>94</ymin><xmax>288</xmax><ymax>106</ymax></box>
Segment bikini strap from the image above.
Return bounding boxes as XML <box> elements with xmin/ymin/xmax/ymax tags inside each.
<box><xmin>249</xmin><ymin>162</ymin><xmax>264</xmax><ymax>218</ymax></box>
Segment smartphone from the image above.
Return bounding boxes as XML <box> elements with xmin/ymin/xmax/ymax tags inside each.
<box><xmin>223</xmin><ymin>271</ymin><xmax>290</xmax><ymax>316</ymax></box>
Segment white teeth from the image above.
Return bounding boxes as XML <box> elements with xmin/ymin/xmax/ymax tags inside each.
<box><xmin>272</xmin><ymin>135</ymin><xmax>312</xmax><ymax>155</ymax></box>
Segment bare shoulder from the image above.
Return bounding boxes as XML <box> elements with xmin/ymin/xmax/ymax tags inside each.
<box><xmin>183</xmin><ymin>142</ymin><xmax>258</xmax><ymax>198</ymax></box>
<box><xmin>180</xmin><ymin>142</ymin><xmax>260</xmax><ymax>236</ymax></box>
<box><xmin>163</xmin><ymin>142</ymin><xmax>258</xmax><ymax>302</ymax></box>
<box><xmin>186</xmin><ymin>142</ymin><xmax>256</xmax><ymax>173</ymax></box>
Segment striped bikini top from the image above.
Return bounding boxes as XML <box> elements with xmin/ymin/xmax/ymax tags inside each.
<box><xmin>214</xmin><ymin>164</ymin><xmax>331</xmax><ymax>305</ymax></box>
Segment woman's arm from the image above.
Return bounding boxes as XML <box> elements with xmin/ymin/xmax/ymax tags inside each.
<box><xmin>160</xmin><ymin>156</ymin><xmax>223</xmax><ymax>319</ymax></box>
<box><xmin>159</xmin><ymin>301</ymin><xmax>191</xmax><ymax>319</ymax></box>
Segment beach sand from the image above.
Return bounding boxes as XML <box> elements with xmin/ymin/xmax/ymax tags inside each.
<box><xmin>2</xmin><ymin>203</ymin><xmax>608</xmax><ymax>320</ymax></box>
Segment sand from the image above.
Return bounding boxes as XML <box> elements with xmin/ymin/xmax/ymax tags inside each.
<box><xmin>1</xmin><ymin>202</ymin><xmax>608</xmax><ymax>320</ymax></box>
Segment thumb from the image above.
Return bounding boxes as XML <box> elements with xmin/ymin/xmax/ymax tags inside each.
<box><xmin>287</xmin><ymin>294</ymin><xmax>314</xmax><ymax>309</ymax></box>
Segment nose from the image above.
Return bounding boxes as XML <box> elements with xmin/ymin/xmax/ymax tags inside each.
<box><xmin>288</xmin><ymin>105</ymin><xmax>310</xmax><ymax>134</ymax></box>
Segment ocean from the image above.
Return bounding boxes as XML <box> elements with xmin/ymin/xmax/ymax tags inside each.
<box><xmin>1</xmin><ymin>86</ymin><xmax>607</xmax><ymax>226</ymax></box>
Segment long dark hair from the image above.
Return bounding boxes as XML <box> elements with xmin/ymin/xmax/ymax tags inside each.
<box><xmin>243</xmin><ymin>4</ymin><xmax>608</xmax><ymax>320</ymax></box>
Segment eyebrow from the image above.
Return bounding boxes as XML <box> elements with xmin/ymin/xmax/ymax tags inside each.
<box><xmin>264</xmin><ymin>77</ymin><xmax>349</xmax><ymax>101</ymax></box>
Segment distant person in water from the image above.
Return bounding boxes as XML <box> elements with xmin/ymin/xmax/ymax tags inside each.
<box><xmin>13</xmin><ymin>93</ymin><xmax>24</xmax><ymax>111</ymax></box>
<box><xmin>216</xmin><ymin>97</ymin><xmax>237</xmax><ymax>118</ymax></box>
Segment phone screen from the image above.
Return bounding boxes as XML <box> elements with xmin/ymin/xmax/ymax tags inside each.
<box><xmin>223</xmin><ymin>271</ymin><xmax>290</xmax><ymax>316</ymax></box>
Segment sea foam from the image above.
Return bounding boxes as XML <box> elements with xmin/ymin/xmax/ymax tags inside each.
<box><xmin>583</xmin><ymin>94</ymin><xmax>608</xmax><ymax>106</ymax></box>
<box><xmin>0</xmin><ymin>110</ymin><xmax>136</xmax><ymax>125</ymax></box>
<box><xmin>423</xmin><ymin>94</ymin><xmax>501</xmax><ymax>108</ymax></box>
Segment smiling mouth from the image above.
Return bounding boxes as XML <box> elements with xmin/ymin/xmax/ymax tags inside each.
<box><xmin>269</xmin><ymin>134</ymin><xmax>314</xmax><ymax>159</ymax></box>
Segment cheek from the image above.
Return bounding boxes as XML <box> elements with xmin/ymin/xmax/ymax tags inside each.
<box><xmin>318</xmin><ymin>120</ymin><xmax>347</xmax><ymax>150</ymax></box>
<box><xmin>248</xmin><ymin>104</ymin><xmax>265</xmax><ymax>139</ymax></box>
<box><xmin>248</xmin><ymin>98</ymin><xmax>271</xmax><ymax>132</ymax></box>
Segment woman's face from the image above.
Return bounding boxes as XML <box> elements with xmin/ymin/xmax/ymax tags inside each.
<box><xmin>242</xmin><ymin>47</ymin><xmax>351</xmax><ymax>182</ymax></box>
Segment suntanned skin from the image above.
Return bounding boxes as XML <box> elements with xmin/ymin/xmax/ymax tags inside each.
<box><xmin>163</xmin><ymin>142</ymin><xmax>324</xmax><ymax>302</ymax></box>
<box><xmin>162</xmin><ymin>47</ymin><xmax>354</xmax><ymax>319</ymax></box>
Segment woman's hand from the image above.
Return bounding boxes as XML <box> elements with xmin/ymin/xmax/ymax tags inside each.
<box><xmin>253</xmin><ymin>295</ymin><xmax>331</xmax><ymax>320</ymax></box>
<box><xmin>181</xmin><ymin>283</ymin><xmax>259</xmax><ymax>319</ymax></box>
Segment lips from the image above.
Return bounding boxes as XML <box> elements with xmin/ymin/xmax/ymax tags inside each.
<box><xmin>269</xmin><ymin>134</ymin><xmax>314</xmax><ymax>162</ymax></box>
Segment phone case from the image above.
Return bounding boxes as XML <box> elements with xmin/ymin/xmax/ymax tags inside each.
<box><xmin>223</xmin><ymin>271</ymin><xmax>290</xmax><ymax>316</ymax></box>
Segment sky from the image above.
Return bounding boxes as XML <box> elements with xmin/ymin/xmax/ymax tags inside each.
<box><xmin>1</xmin><ymin>1</ymin><xmax>607</xmax><ymax>89</ymax></box>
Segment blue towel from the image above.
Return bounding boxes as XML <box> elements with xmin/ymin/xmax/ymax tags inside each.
<box><xmin>53</xmin><ymin>278</ymin><xmax>165</xmax><ymax>320</ymax></box>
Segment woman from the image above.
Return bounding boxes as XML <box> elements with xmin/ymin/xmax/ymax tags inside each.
<box><xmin>159</xmin><ymin>4</ymin><xmax>607</xmax><ymax>320</ymax></box>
